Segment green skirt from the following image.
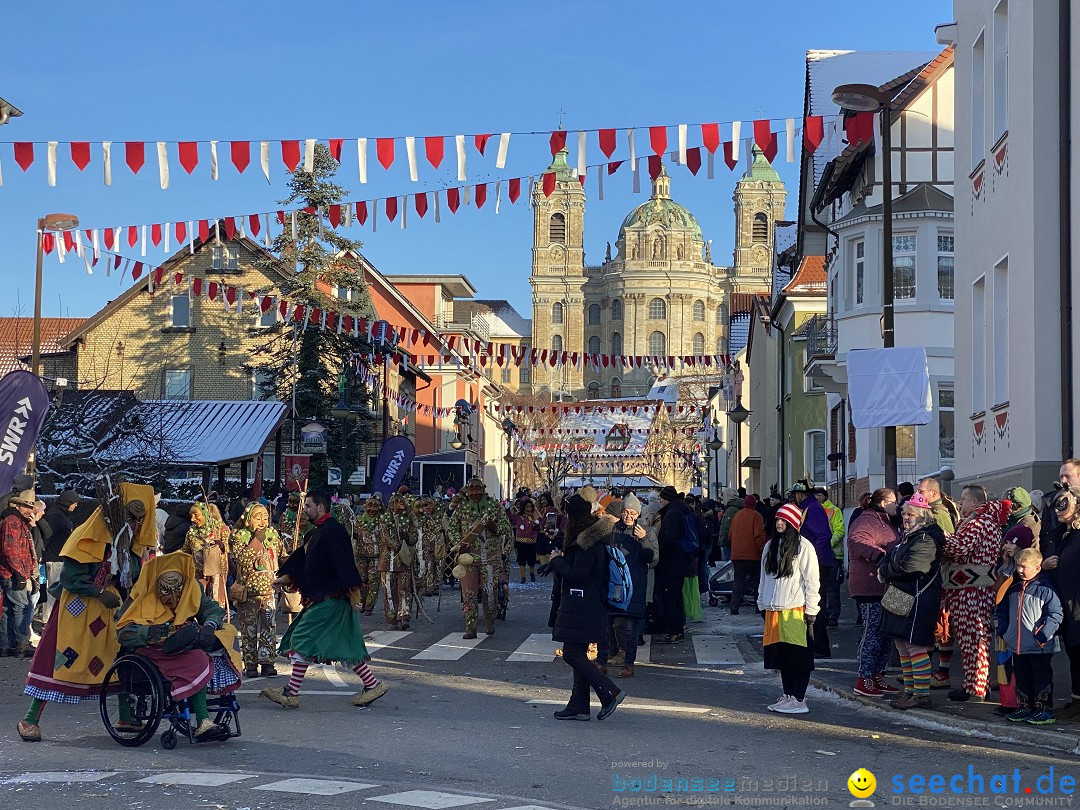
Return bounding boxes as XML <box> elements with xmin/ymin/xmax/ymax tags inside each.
<box><xmin>278</xmin><ymin>598</ymin><xmax>370</xmax><ymax>664</ymax></box>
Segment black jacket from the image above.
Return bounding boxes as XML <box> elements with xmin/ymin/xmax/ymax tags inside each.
<box><xmin>279</xmin><ymin>514</ymin><xmax>363</xmax><ymax>604</ymax></box>
<box><xmin>548</xmin><ymin>516</ymin><xmax>614</xmax><ymax>644</ymax></box>
<box><xmin>656</xmin><ymin>499</ymin><xmax>692</xmax><ymax>578</ymax></box>
<box><xmin>161</xmin><ymin>512</ymin><xmax>191</xmax><ymax>555</ymax></box>
<box><xmin>43</xmin><ymin>504</ymin><xmax>73</xmax><ymax>562</ymax></box>
<box><xmin>878</xmin><ymin>523</ymin><xmax>944</xmax><ymax>647</ymax></box>
<box><xmin>610</xmin><ymin>519</ymin><xmax>654</xmax><ymax>618</ymax></box>
<box><xmin>1046</xmin><ymin>524</ymin><xmax>1080</xmax><ymax>641</ymax></box>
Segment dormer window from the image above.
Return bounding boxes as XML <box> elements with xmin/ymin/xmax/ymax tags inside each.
<box><xmin>211</xmin><ymin>245</ymin><xmax>238</xmax><ymax>271</ymax></box>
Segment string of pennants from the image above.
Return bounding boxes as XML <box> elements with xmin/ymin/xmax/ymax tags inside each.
<box><xmin>355</xmin><ymin>366</ymin><xmax>456</xmax><ymax>420</ymax></box>
<box><xmin>1</xmin><ymin>114</ymin><xmax>867</xmax><ymax>189</ymax></box>
<box><xmin>496</xmin><ymin>402</ymin><xmax>714</xmax><ymax>416</ymax></box>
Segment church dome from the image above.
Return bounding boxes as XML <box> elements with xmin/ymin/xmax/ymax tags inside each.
<box><xmin>618</xmin><ymin>165</ymin><xmax>703</xmax><ymax>242</ymax></box>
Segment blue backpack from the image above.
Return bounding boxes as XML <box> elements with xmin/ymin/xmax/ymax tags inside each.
<box><xmin>604</xmin><ymin>545</ymin><xmax>634</xmax><ymax>611</ymax></box>
<box><xmin>680</xmin><ymin>513</ymin><xmax>701</xmax><ymax>556</ymax></box>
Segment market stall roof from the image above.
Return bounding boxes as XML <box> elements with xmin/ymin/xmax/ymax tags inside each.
<box><xmin>558</xmin><ymin>475</ymin><xmax>666</xmax><ymax>490</ymax></box>
<box><xmin>139</xmin><ymin>400</ymin><xmax>290</xmax><ymax>466</ymax></box>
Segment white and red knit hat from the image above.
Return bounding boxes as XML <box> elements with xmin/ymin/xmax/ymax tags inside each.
<box><xmin>775</xmin><ymin>503</ymin><xmax>803</xmax><ymax>530</ymax></box>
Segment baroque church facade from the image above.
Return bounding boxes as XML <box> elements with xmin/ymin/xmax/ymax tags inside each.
<box><xmin>528</xmin><ymin>146</ymin><xmax>787</xmax><ymax>400</ymax></box>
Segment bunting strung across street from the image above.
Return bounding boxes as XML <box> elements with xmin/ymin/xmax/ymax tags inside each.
<box><xmin>0</xmin><ymin>113</ymin><xmax>851</xmax><ymax>189</ymax></box>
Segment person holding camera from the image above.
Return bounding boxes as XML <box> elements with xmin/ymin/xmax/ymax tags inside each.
<box><xmin>0</xmin><ymin>487</ymin><xmax>38</xmax><ymax>658</ymax></box>
<box><xmin>607</xmin><ymin>494</ymin><xmax>656</xmax><ymax>678</ymax></box>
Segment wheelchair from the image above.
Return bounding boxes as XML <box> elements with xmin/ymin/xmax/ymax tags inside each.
<box><xmin>98</xmin><ymin>651</ymin><xmax>241</xmax><ymax>748</ymax></box>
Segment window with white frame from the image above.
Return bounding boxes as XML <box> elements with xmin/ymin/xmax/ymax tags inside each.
<box><xmin>333</xmin><ymin>286</ymin><xmax>357</xmax><ymax>302</ymax></box>
<box><xmin>164</xmin><ymin>369</ymin><xmax>192</xmax><ymax>401</ymax></box>
<box><xmin>648</xmin><ymin>331</ymin><xmax>665</xmax><ymax>355</ymax></box>
<box><xmin>211</xmin><ymin>245</ymin><xmax>238</xmax><ymax>271</ymax></box>
<box><xmin>805</xmin><ymin>430</ymin><xmax>826</xmax><ymax>484</ymax></box>
<box><xmin>804</xmin><ymin>350</ymin><xmax>823</xmax><ymax>392</ymax></box>
<box><xmin>993</xmin><ymin>257</ymin><xmax>1009</xmax><ymax>404</ymax></box>
<box><xmin>500</xmin><ymin>368</ymin><xmax>511</xmax><ymax>384</ymax></box>
<box><xmin>257</xmin><ymin>297</ymin><xmax>277</xmax><ymax>328</ymax></box>
<box><xmin>519</xmin><ymin>365</ymin><xmax>530</xmax><ymax>385</ymax></box>
<box><xmin>648</xmin><ymin>298</ymin><xmax>666</xmax><ymax>319</ymax></box>
<box><xmin>972</xmin><ymin>32</ymin><xmax>986</xmax><ymax>167</ymax></box>
<box><xmin>854</xmin><ymin>239</ymin><xmax>865</xmax><ymax>306</ymax></box>
<box><xmin>551</xmin><ymin>302</ymin><xmax>564</xmax><ymax>324</ymax></box>
<box><xmin>938</xmin><ymin>385</ymin><xmax>955</xmax><ymax>462</ymax></box>
<box><xmin>170</xmin><ymin>295</ymin><xmax>190</xmax><ymax>328</ymax></box>
<box><xmin>892</xmin><ymin>234</ymin><xmax>916</xmax><ymax>300</ymax></box>
<box><xmin>993</xmin><ymin>1</ymin><xmax>1009</xmax><ymax>139</ymax></box>
<box><xmin>937</xmin><ymin>234</ymin><xmax>955</xmax><ymax>300</ymax></box>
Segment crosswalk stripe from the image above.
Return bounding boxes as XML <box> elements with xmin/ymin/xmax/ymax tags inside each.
<box><xmin>3</xmin><ymin>772</ymin><xmax>123</xmax><ymax>784</ymax></box>
<box><xmin>253</xmin><ymin>778</ymin><xmax>378</xmax><ymax>795</ymax></box>
<box><xmin>369</xmin><ymin>789</ymin><xmax>494</xmax><ymax>807</ymax></box>
<box><xmin>412</xmin><ymin>632</ymin><xmax>488</xmax><ymax>661</ymax></box>
<box><xmin>321</xmin><ymin>663</ymin><xmax>347</xmax><ymax>687</ymax></box>
<box><xmin>526</xmin><ymin>699</ymin><xmax>710</xmax><ymax>714</ymax></box>
<box><xmin>136</xmin><ymin>773</ymin><xmax>257</xmax><ymax>786</ymax></box>
<box><xmin>506</xmin><ymin>633</ymin><xmax>559</xmax><ymax>662</ymax></box>
<box><xmin>691</xmin><ymin>634</ymin><xmax>745</xmax><ymax>665</ymax></box>
<box><xmin>366</xmin><ymin>630</ymin><xmax>412</xmax><ymax>652</ymax></box>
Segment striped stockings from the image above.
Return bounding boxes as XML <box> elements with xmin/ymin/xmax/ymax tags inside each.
<box><xmin>284</xmin><ymin>655</ymin><xmax>378</xmax><ymax>695</ymax></box>
<box><xmin>895</xmin><ymin>641</ymin><xmax>932</xmax><ymax>696</ymax></box>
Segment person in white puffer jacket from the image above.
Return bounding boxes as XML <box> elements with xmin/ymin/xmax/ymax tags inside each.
<box><xmin>758</xmin><ymin>502</ymin><xmax>821</xmax><ymax>715</ymax></box>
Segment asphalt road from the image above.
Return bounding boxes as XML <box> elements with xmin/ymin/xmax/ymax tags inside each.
<box><xmin>1</xmin><ymin>582</ymin><xmax>1076</xmax><ymax>809</ymax></box>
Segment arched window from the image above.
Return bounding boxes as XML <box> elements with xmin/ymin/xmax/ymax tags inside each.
<box><xmin>588</xmin><ymin>336</ymin><xmax>601</xmax><ymax>354</ymax></box>
<box><xmin>649</xmin><ymin>331</ymin><xmax>666</xmax><ymax>356</ymax></box>
<box><xmin>588</xmin><ymin>304</ymin><xmax>601</xmax><ymax>325</ymax></box>
<box><xmin>611</xmin><ymin>378</ymin><xmax>622</xmax><ymax>398</ymax></box>
<box><xmin>549</xmin><ymin>212</ymin><xmax>566</xmax><ymax>243</ymax></box>
<box><xmin>752</xmin><ymin>212</ymin><xmax>769</xmax><ymax>243</ymax></box>
<box><xmin>611</xmin><ymin>299</ymin><xmax>623</xmax><ymax>321</ymax></box>
<box><xmin>715</xmin><ymin>304</ymin><xmax>723</xmax><ymax>325</ymax></box>
<box><xmin>648</xmin><ymin>297</ymin><xmax>666</xmax><ymax>319</ymax></box>
<box><xmin>587</xmin><ymin>382</ymin><xmax>601</xmax><ymax>400</ymax></box>
<box><xmin>716</xmin><ymin>337</ymin><xmax>724</xmax><ymax>356</ymax></box>
<box><xmin>693</xmin><ymin>333</ymin><xmax>705</xmax><ymax>355</ymax></box>
<box><xmin>551</xmin><ymin>334</ymin><xmax>563</xmax><ymax>353</ymax></box>
<box><xmin>611</xmin><ymin>331</ymin><xmax>623</xmax><ymax>356</ymax></box>
<box><xmin>693</xmin><ymin>300</ymin><xmax>705</xmax><ymax>321</ymax></box>
<box><xmin>551</xmin><ymin>302</ymin><xmax>564</xmax><ymax>324</ymax></box>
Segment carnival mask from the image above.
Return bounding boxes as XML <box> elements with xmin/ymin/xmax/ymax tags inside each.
<box><xmin>156</xmin><ymin>571</ymin><xmax>185</xmax><ymax>611</ymax></box>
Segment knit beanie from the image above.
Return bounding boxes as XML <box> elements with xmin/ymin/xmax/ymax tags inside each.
<box><xmin>743</xmin><ymin>495</ymin><xmax>757</xmax><ymax>509</ymax></box>
<box><xmin>775</xmin><ymin>503</ymin><xmax>803</xmax><ymax>530</ymax></box>
<box><xmin>57</xmin><ymin>489</ymin><xmax>79</xmax><ymax>508</ymax></box>
<box><xmin>1003</xmin><ymin>525</ymin><xmax>1035</xmax><ymax>550</ymax></box>
<box><xmin>621</xmin><ymin>493</ymin><xmax>642</xmax><ymax>514</ymax></box>
<box><xmin>1006</xmin><ymin>487</ymin><xmax>1033</xmax><ymax>516</ymax></box>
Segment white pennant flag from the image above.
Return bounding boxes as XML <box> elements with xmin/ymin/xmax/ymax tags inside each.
<box><xmin>434</xmin><ymin>190</ymin><xmax>441</xmax><ymax>223</ymax></box>
<box><xmin>260</xmin><ymin>141</ymin><xmax>271</xmax><ymax>183</ymax></box>
<box><xmin>92</xmin><ymin>228</ymin><xmax>100</xmax><ymax>260</ymax></box>
<box><xmin>57</xmin><ymin>232</ymin><xmax>65</xmax><ymax>264</ymax></box>
<box><xmin>707</xmin><ymin>150</ymin><xmax>715</xmax><ymax>179</ymax></box>
<box><xmin>495</xmin><ymin>180</ymin><xmax>502</xmax><ymax>214</ymax></box>
<box><xmin>102</xmin><ymin>141</ymin><xmax>112</xmax><ymax>186</ymax></box>
<box><xmin>83</xmin><ymin>250</ymin><xmax>93</xmax><ymax>275</ymax></box>
<box><xmin>786</xmin><ymin>118</ymin><xmax>797</xmax><ymax>163</ymax></box>
<box><xmin>303</xmin><ymin>138</ymin><xmax>316</xmax><ymax>172</ymax></box>
<box><xmin>188</xmin><ymin>221</ymin><xmax>194</xmax><ymax>254</ymax></box>
<box><xmin>463</xmin><ymin>185</ymin><xmax>471</xmax><ymax>206</ymax></box>
<box><xmin>210</xmin><ymin>140</ymin><xmax>219</xmax><ymax>179</ymax></box>
<box><xmin>628</xmin><ymin>128</ymin><xmax>636</xmax><ymax>167</ymax></box>
<box><xmin>597</xmin><ymin>166</ymin><xmax>604</xmax><ymax>201</ymax></box>
<box><xmin>164</xmin><ymin>222</ymin><xmax>171</xmax><ymax>253</ymax></box>
<box><xmin>141</xmin><ymin>225</ymin><xmax>147</xmax><ymax>256</ymax></box>
<box><xmin>372</xmin><ymin>199</ymin><xmax>378</xmax><ymax>233</ymax></box>
<box><xmin>495</xmin><ymin>132</ymin><xmax>511</xmax><ymax>168</ymax></box>
<box><xmin>405</xmin><ymin>136</ymin><xmax>418</xmax><ymax>181</ymax></box>
<box><xmin>731</xmin><ymin>122</ymin><xmax>742</xmax><ymax>163</ymax></box>
<box><xmin>114</xmin><ymin>227</ymin><xmax>121</xmax><ymax>254</ymax></box>
<box><xmin>357</xmin><ymin>137</ymin><xmax>368</xmax><ymax>183</ymax></box>
<box><xmin>290</xmin><ymin>212</ymin><xmax>297</xmax><ymax>241</ymax></box>
<box><xmin>678</xmin><ymin>124</ymin><xmax>687</xmax><ymax>165</ymax></box>
<box><xmin>577</xmin><ymin>131</ymin><xmax>586</xmax><ymax>180</ymax></box>
<box><xmin>263</xmin><ymin>213</ymin><xmax>271</xmax><ymax>247</ymax></box>
<box><xmin>455</xmin><ymin>134</ymin><xmax>466</xmax><ymax>181</ymax></box>
<box><xmin>401</xmin><ymin>196</ymin><xmax>407</xmax><ymax>230</ymax></box>
<box><xmin>633</xmin><ymin>157</ymin><xmax>641</xmax><ymax>194</ymax></box>
<box><xmin>47</xmin><ymin>141</ymin><xmax>57</xmax><ymax>187</ymax></box>
<box><xmin>157</xmin><ymin>142</ymin><xmax>169</xmax><ymax>189</ymax></box>
<box><xmin>74</xmin><ymin>230</ymin><xmax>83</xmax><ymax>257</ymax></box>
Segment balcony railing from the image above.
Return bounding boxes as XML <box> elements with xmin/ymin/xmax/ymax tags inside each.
<box><xmin>804</xmin><ymin>314</ymin><xmax>837</xmax><ymax>361</ymax></box>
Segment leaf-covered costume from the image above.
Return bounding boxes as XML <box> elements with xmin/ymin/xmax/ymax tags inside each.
<box><xmin>448</xmin><ymin>494</ymin><xmax>513</xmax><ymax>634</ymax></box>
<box><xmin>379</xmin><ymin>501</ymin><xmax>417</xmax><ymax>627</ymax></box>
<box><xmin>230</xmin><ymin>503</ymin><xmax>283</xmax><ymax>670</ymax></box>
<box><xmin>353</xmin><ymin>510</ymin><xmax>383</xmax><ymax>614</ymax></box>
<box><xmin>415</xmin><ymin>504</ymin><xmax>447</xmax><ymax>597</ymax></box>
<box><xmin>183</xmin><ymin>503</ymin><xmax>228</xmax><ymax>608</ymax></box>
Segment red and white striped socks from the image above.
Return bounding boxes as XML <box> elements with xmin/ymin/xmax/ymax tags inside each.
<box><xmin>285</xmin><ymin>659</ymin><xmax>310</xmax><ymax>696</ymax></box>
<box><xmin>352</xmin><ymin>662</ymin><xmax>378</xmax><ymax>689</ymax></box>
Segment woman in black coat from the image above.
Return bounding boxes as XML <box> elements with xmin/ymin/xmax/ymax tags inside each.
<box><xmin>547</xmin><ymin>493</ymin><xmax>624</xmax><ymax>721</ymax></box>
<box><xmin>607</xmin><ymin>494</ymin><xmax>654</xmax><ymax>678</ymax></box>
<box><xmin>1041</xmin><ymin>487</ymin><xmax>1080</xmax><ymax>717</ymax></box>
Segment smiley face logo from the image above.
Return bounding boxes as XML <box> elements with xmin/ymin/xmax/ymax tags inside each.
<box><xmin>848</xmin><ymin>769</ymin><xmax>876</xmax><ymax>799</ymax></box>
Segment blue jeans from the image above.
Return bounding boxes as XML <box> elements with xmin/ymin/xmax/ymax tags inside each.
<box><xmin>0</xmin><ymin>578</ymin><xmax>30</xmax><ymax>651</ymax></box>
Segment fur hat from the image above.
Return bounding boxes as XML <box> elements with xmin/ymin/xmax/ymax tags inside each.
<box><xmin>775</xmin><ymin>503</ymin><xmax>803</xmax><ymax>530</ymax></box>
<box><xmin>578</xmin><ymin>485</ymin><xmax>599</xmax><ymax>504</ymax></box>
<box><xmin>621</xmin><ymin>493</ymin><xmax>642</xmax><ymax>514</ymax></box>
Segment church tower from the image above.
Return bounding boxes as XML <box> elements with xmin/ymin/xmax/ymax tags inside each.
<box><xmin>731</xmin><ymin>145</ymin><xmax>787</xmax><ymax>292</ymax></box>
<box><xmin>529</xmin><ymin>148</ymin><xmax>586</xmax><ymax>399</ymax></box>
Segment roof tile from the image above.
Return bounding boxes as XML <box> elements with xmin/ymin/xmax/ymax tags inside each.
<box><xmin>0</xmin><ymin>317</ymin><xmax>85</xmax><ymax>376</ymax></box>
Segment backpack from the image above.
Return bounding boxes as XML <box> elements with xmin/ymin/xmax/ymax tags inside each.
<box><xmin>604</xmin><ymin>545</ymin><xmax>634</xmax><ymax>611</ymax></box>
<box><xmin>680</xmin><ymin>512</ymin><xmax>701</xmax><ymax>556</ymax></box>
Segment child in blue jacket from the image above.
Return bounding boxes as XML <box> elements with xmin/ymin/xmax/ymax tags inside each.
<box><xmin>994</xmin><ymin>548</ymin><xmax>1064</xmax><ymax>725</ymax></box>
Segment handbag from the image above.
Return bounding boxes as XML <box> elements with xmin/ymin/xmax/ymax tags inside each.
<box><xmin>882</xmin><ymin>566</ymin><xmax>939</xmax><ymax>617</ymax></box>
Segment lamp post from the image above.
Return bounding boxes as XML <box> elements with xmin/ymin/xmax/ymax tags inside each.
<box><xmin>708</xmin><ymin>424</ymin><xmax>724</xmax><ymax>498</ymax></box>
<box><xmin>727</xmin><ymin>399</ymin><xmax>750</xmax><ymax>491</ymax></box>
<box><xmin>501</xmin><ymin>417</ymin><xmax>516</xmax><ymax>500</ymax></box>
<box><xmin>33</xmin><ymin>213</ymin><xmax>80</xmax><ymax>377</ymax></box>
<box><xmin>833</xmin><ymin>82</ymin><xmax>897</xmax><ymax>490</ymax></box>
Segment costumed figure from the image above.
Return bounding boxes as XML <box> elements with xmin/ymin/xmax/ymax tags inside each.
<box><xmin>352</xmin><ymin>497</ymin><xmax>383</xmax><ymax>615</ymax></box>
<box><xmin>447</xmin><ymin>478</ymin><xmax>512</xmax><ymax>639</ymax></box>
<box><xmin>229</xmin><ymin>502</ymin><xmax>283</xmax><ymax>678</ymax></box>
<box><xmin>260</xmin><ymin>490</ymin><xmax>389</xmax><ymax>710</ymax></box>
<box><xmin>942</xmin><ymin>497</ymin><xmax>1010</xmax><ymax>701</ymax></box>
<box><xmin>277</xmin><ymin>492</ymin><xmax>310</xmax><ymax>624</ymax></box>
<box><xmin>183</xmin><ymin>503</ymin><xmax>228</xmax><ymax>609</ymax></box>
<box><xmin>18</xmin><ymin>483</ymin><xmax>155</xmax><ymax>742</ymax></box>
<box><xmin>379</xmin><ymin>494</ymin><xmax>417</xmax><ymax>629</ymax></box>
<box><xmin>415</xmin><ymin>497</ymin><xmax>447</xmax><ymax>597</ymax></box>
<box><xmin>115</xmin><ymin>552</ymin><xmax>242</xmax><ymax>741</ymax></box>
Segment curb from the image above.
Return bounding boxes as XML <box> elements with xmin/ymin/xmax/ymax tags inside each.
<box><xmin>810</xmin><ymin>674</ymin><xmax>1080</xmax><ymax>756</ymax></box>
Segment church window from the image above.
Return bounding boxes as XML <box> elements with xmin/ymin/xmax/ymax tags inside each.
<box><xmin>587</xmin><ymin>382</ymin><xmax>601</xmax><ymax>400</ymax></box>
<box><xmin>551</xmin><ymin>335</ymin><xmax>563</xmax><ymax>353</ymax></box>
<box><xmin>551</xmin><ymin>302</ymin><xmax>564</xmax><ymax>324</ymax></box>
<box><xmin>588</xmin><ymin>304</ymin><xmax>601</xmax><ymax>325</ymax></box>
<box><xmin>549</xmin><ymin>213</ymin><xmax>566</xmax><ymax>244</ymax></box>
<box><xmin>716</xmin><ymin>337</ymin><xmax>725</xmax><ymax>356</ymax></box>
<box><xmin>649</xmin><ymin>331</ymin><xmax>666</xmax><ymax>355</ymax></box>
<box><xmin>693</xmin><ymin>300</ymin><xmax>705</xmax><ymax>321</ymax></box>
<box><xmin>611</xmin><ymin>299</ymin><xmax>623</xmax><ymax>321</ymax></box>
<box><xmin>611</xmin><ymin>332</ymin><xmax>623</xmax><ymax>356</ymax></box>
<box><xmin>648</xmin><ymin>298</ymin><xmax>666</xmax><ymax>319</ymax></box>
<box><xmin>693</xmin><ymin>333</ymin><xmax>705</xmax><ymax>355</ymax></box>
<box><xmin>715</xmin><ymin>304</ymin><xmax>723</xmax><ymax>325</ymax></box>
<box><xmin>611</xmin><ymin>378</ymin><xmax>622</xmax><ymax>398</ymax></box>
<box><xmin>752</xmin><ymin>213</ymin><xmax>769</xmax><ymax>243</ymax></box>
<box><xmin>588</xmin><ymin>336</ymin><xmax>601</xmax><ymax>354</ymax></box>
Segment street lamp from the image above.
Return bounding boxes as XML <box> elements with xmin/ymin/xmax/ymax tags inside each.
<box><xmin>708</xmin><ymin>425</ymin><xmax>724</xmax><ymax>498</ymax></box>
<box><xmin>727</xmin><ymin>398</ymin><xmax>750</xmax><ymax>492</ymax></box>
<box><xmin>33</xmin><ymin>213</ymin><xmax>80</xmax><ymax>377</ymax></box>
<box><xmin>501</xmin><ymin>417</ymin><xmax>517</xmax><ymax>499</ymax></box>
<box><xmin>833</xmin><ymin>81</ymin><xmax>897</xmax><ymax>490</ymax></box>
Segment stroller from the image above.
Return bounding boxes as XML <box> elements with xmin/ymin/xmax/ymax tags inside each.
<box><xmin>707</xmin><ymin>561</ymin><xmax>755</xmax><ymax>608</ymax></box>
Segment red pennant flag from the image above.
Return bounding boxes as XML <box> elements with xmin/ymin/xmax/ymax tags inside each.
<box><xmin>649</xmin><ymin>126</ymin><xmax>667</xmax><ymax>155</ymax></box>
<box><xmin>803</xmin><ymin>116</ymin><xmax>824</xmax><ymax>152</ymax></box>
<box><xmin>844</xmin><ymin>111</ymin><xmax>875</xmax><ymax>147</ymax></box>
<box><xmin>598</xmin><ymin>128</ymin><xmax>617</xmax><ymax>158</ymax></box>
<box><xmin>648</xmin><ymin>154</ymin><xmax>662</xmax><ymax>179</ymax></box>
<box><xmin>763</xmin><ymin>132</ymin><xmax>779</xmax><ymax>162</ymax></box>
<box><xmin>425</xmin><ymin>136</ymin><xmax>444</xmax><ymax>168</ymax></box>
<box><xmin>276</xmin><ymin>211</ymin><xmax>286</xmax><ymax>225</ymax></box>
<box><xmin>722</xmin><ymin>141</ymin><xmax>738</xmax><ymax>170</ymax></box>
<box><xmin>542</xmin><ymin>172</ymin><xmax>555</xmax><ymax>197</ymax></box>
<box><xmin>474</xmin><ymin>183</ymin><xmax>487</xmax><ymax>208</ymax></box>
<box><xmin>229</xmin><ymin>141</ymin><xmax>250</xmax><ymax>173</ymax></box>
<box><xmin>125</xmin><ymin>141</ymin><xmax>145</xmax><ymax>174</ymax></box>
<box><xmin>686</xmin><ymin>147</ymin><xmax>702</xmax><ymax>175</ymax></box>
<box><xmin>281</xmin><ymin>140</ymin><xmax>300</xmax><ymax>172</ymax></box>
<box><xmin>127</xmin><ymin>226</ymin><xmax>138</xmax><ymax>247</ymax></box>
<box><xmin>174</xmin><ymin>221</ymin><xmax>186</xmax><ymax>244</ymax></box>
<box><xmin>753</xmin><ymin>120</ymin><xmax>772</xmax><ymax>152</ymax></box>
<box><xmin>154</xmin><ymin>266</ymin><xmax>166</xmax><ymax>286</ymax></box>
<box><xmin>226</xmin><ymin>286</ymin><xmax>237</xmax><ymax>306</ymax></box>
<box><xmin>356</xmin><ymin>201</ymin><xmax>368</xmax><ymax>225</ymax></box>
<box><xmin>192</xmin><ymin>278</ymin><xmax>203</xmax><ymax>296</ymax></box>
<box><xmin>103</xmin><ymin>229</ymin><xmax>114</xmax><ymax>249</ymax></box>
<box><xmin>178</xmin><ymin>141</ymin><xmax>199</xmax><ymax>174</ymax></box>
<box><xmin>385</xmin><ymin>196</ymin><xmax>398</xmax><ymax>222</ymax></box>
<box><xmin>701</xmin><ymin>123</ymin><xmax>720</xmax><ymax>154</ymax></box>
<box><xmin>261</xmin><ymin>296</ymin><xmax>272</xmax><ymax>313</ymax></box>
<box><xmin>151</xmin><ymin>224</ymin><xmax>162</xmax><ymax>246</ymax></box>
<box><xmin>224</xmin><ymin>218</ymin><xmax>236</xmax><ymax>240</ymax></box>
<box><xmin>198</xmin><ymin>220</ymin><xmax>210</xmax><ymax>242</ymax></box>
<box><xmin>70</xmin><ymin>142</ymin><xmax>91</xmax><ymax>171</ymax></box>
<box><xmin>208</xmin><ymin>281</ymin><xmax>219</xmax><ymax>300</ymax></box>
<box><xmin>328</xmin><ymin>204</ymin><xmax>342</xmax><ymax>228</ymax></box>
<box><xmin>447</xmin><ymin>187</ymin><xmax>460</xmax><ymax>213</ymax></box>
<box><xmin>113</xmin><ymin>255</ymin><xmax>123</xmax><ymax>271</ymax></box>
<box><xmin>132</xmin><ymin>261</ymin><xmax>144</xmax><ymax>280</ymax></box>
<box><xmin>63</xmin><ymin>231</ymin><xmax>75</xmax><ymax>253</ymax></box>
<box><xmin>607</xmin><ymin>160</ymin><xmax>624</xmax><ymax>175</ymax></box>
<box><xmin>248</xmin><ymin>214</ymin><xmax>260</xmax><ymax>237</ymax></box>
<box><xmin>415</xmin><ymin>192</ymin><xmax>428</xmax><ymax>218</ymax></box>
<box><xmin>376</xmin><ymin>138</ymin><xmax>395</xmax><ymax>170</ymax></box>
<box><xmin>328</xmin><ymin>138</ymin><xmax>344</xmax><ymax>162</ymax></box>
<box><xmin>549</xmin><ymin>130</ymin><xmax>567</xmax><ymax>155</ymax></box>
<box><xmin>508</xmin><ymin>178</ymin><xmax>521</xmax><ymax>203</ymax></box>
<box><xmin>474</xmin><ymin>134</ymin><xmax>492</xmax><ymax>155</ymax></box>
<box><xmin>13</xmin><ymin>142</ymin><xmax>34</xmax><ymax>171</ymax></box>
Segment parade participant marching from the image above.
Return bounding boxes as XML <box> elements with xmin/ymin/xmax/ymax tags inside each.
<box><xmin>380</xmin><ymin>494</ymin><xmax>418</xmax><ymax>630</ymax></box>
<box><xmin>353</xmin><ymin>497</ymin><xmax>384</xmax><ymax>615</ymax></box>
<box><xmin>512</xmin><ymin>500</ymin><xmax>541</xmax><ymax>584</ymax></box>
<box><xmin>19</xmin><ymin>483</ymin><xmax>155</xmax><ymax>742</ymax></box>
<box><xmin>260</xmin><ymin>490</ymin><xmax>389</xmax><ymax>710</ymax></box>
<box><xmin>415</xmin><ymin>497</ymin><xmax>446</xmax><ymax>597</ymax></box>
<box><xmin>116</xmin><ymin>552</ymin><xmax>242</xmax><ymax>741</ymax></box>
<box><xmin>229</xmin><ymin>502</ymin><xmax>283</xmax><ymax>678</ymax></box>
<box><xmin>448</xmin><ymin>478</ymin><xmax>512</xmax><ymax>639</ymax></box>
<box><xmin>183</xmin><ymin>503</ymin><xmax>228</xmax><ymax>609</ymax></box>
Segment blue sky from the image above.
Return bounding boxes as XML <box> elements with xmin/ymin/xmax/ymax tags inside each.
<box><xmin>0</xmin><ymin>1</ymin><xmax>949</xmax><ymax>322</ymax></box>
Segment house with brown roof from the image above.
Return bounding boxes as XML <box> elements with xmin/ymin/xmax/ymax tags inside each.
<box><xmin>0</xmin><ymin>317</ymin><xmax>84</xmax><ymax>381</ymax></box>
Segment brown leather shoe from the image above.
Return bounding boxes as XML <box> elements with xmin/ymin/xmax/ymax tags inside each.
<box><xmin>17</xmin><ymin>721</ymin><xmax>41</xmax><ymax>742</ymax></box>
<box><xmin>618</xmin><ymin>665</ymin><xmax>635</xmax><ymax>678</ymax></box>
<box><xmin>463</xmin><ymin>631</ymin><xmax>478</xmax><ymax>639</ymax></box>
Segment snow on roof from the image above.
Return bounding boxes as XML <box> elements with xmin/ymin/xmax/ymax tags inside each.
<box><xmin>559</xmin><ymin>475</ymin><xmax>666</xmax><ymax>490</ymax></box>
<box><xmin>547</xmin><ymin>403</ymin><xmax>658</xmax><ymax>457</ymax></box>
<box><xmin>456</xmin><ymin>299</ymin><xmax>531</xmax><ymax>339</ymax></box>
<box><xmin>728</xmin><ymin>313</ymin><xmax>752</xmax><ymax>358</ymax></box>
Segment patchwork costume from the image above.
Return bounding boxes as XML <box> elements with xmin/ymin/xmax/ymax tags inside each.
<box><xmin>448</xmin><ymin>488</ymin><xmax>512</xmax><ymax>637</ymax></box>
<box><xmin>229</xmin><ymin>503</ymin><xmax>282</xmax><ymax>676</ymax></box>
<box><xmin>352</xmin><ymin>505</ymin><xmax>383</xmax><ymax>615</ymax></box>
<box><xmin>415</xmin><ymin>500</ymin><xmax>447</xmax><ymax>597</ymax></box>
<box><xmin>183</xmin><ymin>504</ymin><xmax>228</xmax><ymax>609</ymax></box>
<box><xmin>379</xmin><ymin>498</ymin><xmax>418</xmax><ymax>629</ymax></box>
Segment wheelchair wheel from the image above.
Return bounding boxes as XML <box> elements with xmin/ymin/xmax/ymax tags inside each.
<box><xmin>99</xmin><ymin>654</ymin><xmax>165</xmax><ymax>747</ymax></box>
<box><xmin>160</xmin><ymin>729</ymin><xmax>177</xmax><ymax>749</ymax></box>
